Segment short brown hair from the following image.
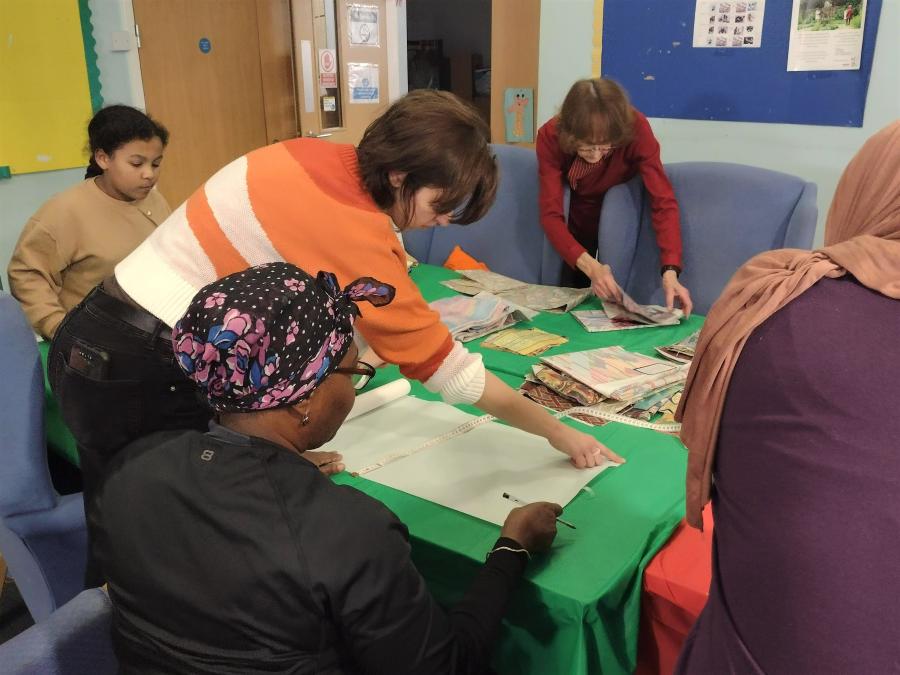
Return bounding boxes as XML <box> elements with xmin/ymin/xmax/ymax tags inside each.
<box><xmin>556</xmin><ymin>78</ymin><xmax>635</xmax><ymax>154</ymax></box>
<box><xmin>357</xmin><ymin>89</ymin><xmax>497</xmax><ymax>226</ymax></box>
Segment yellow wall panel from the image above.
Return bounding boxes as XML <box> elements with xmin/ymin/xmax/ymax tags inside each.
<box><xmin>0</xmin><ymin>0</ymin><xmax>96</xmax><ymax>174</ymax></box>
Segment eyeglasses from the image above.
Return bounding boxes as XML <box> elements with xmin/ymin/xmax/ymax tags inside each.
<box><xmin>576</xmin><ymin>143</ymin><xmax>615</xmax><ymax>155</ymax></box>
<box><xmin>333</xmin><ymin>361</ymin><xmax>376</xmax><ymax>390</ymax></box>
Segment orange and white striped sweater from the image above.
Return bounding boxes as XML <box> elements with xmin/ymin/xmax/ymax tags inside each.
<box><xmin>116</xmin><ymin>139</ymin><xmax>482</xmax><ymax>396</ymax></box>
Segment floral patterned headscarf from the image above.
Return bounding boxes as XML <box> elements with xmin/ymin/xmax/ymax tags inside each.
<box><xmin>172</xmin><ymin>263</ymin><xmax>395</xmax><ymax>412</ymax></box>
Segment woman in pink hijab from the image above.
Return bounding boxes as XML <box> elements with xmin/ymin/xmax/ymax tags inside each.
<box><xmin>675</xmin><ymin>120</ymin><xmax>900</xmax><ymax>673</ymax></box>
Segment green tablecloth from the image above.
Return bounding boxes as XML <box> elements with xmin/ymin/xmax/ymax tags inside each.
<box><xmin>39</xmin><ymin>340</ymin><xmax>79</xmax><ymax>467</ymax></box>
<box><xmin>336</xmin><ymin>265</ymin><xmax>701</xmax><ymax>674</ymax></box>
<box><xmin>40</xmin><ymin>264</ymin><xmax>701</xmax><ymax>674</ymax></box>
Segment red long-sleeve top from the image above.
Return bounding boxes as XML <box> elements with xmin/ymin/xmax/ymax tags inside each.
<box><xmin>536</xmin><ymin>112</ymin><xmax>683</xmax><ymax>270</ymax></box>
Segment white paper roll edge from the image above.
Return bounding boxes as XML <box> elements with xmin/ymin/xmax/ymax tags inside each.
<box><xmin>345</xmin><ymin>379</ymin><xmax>411</xmax><ymax>421</ymax></box>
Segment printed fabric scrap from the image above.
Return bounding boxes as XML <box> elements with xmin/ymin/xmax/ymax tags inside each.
<box><xmin>481</xmin><ymin>327</ymin><xmax>568</xmax><ymax>356</ymax></box>
<box><xmin>429</xmin><ymin>292</ymin><xmax>537</xmax><ymax>342</ymax></box>
<box><xmin>541</xmin><ymin>346</ymin><xmax>689</xmax><ymax>401</ymax></box>
<box><xmin>442</xmin><ymin>269</ymin><xmax>591</xmax><ymax>313</ymax></box>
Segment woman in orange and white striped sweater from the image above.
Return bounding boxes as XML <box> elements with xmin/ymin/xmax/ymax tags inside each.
<box><xmin>50</xmin><ymin>91</ymin><xmax>622</xmax><ymax>584</ymax></box>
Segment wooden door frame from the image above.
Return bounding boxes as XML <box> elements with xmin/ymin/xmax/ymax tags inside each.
<box><xmin>125</xmin><ymin>0</ymin><xmax>409</xmax><ymax>128</ymax></box>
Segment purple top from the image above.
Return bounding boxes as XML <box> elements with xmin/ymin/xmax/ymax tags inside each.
<box><xmin>676</xmin><ymin>275</ymin><xmax>900</xmax><ymax>674</ymax></box>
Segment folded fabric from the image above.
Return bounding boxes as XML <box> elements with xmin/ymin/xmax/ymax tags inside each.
<box><xmin>542</xmin><ymin>346</ymin><xmax>689</xmax><ymax>401</ymax></box>
<box><xmin>519</xmin><ymin>381</ymin><xmax>606</xmax><ymax>427</ymax></box>
<box><xmin>481</xmin><ymin>327</ymin><xmax>568</xmax><ymax>356</ymax></box>
<box><xmin>443</xmin><ymin>245</ymin><xmax>489</xmax><ymax>272</ymax></box>
<box><xmin>429</xmin><ymin>292</ymin><xmax>536</xmax><ymax>342</ymax></box>
<box><xmin>601</xmin><ymin>292</ymin><xmax>683</xmax><ymax>326</ymax></box>
<box><xmin>572</xmin><ymin>310</ymin><xmax>654</xmax><ymax>333</ymax></box>
<box><xmin>531</xmin><ymin>364</ymin><xmax>603</xmax><ymax>406</ymax></box>
<box><xmin>443</xmin><ymin>269</ymin><xmax>590</xmax><ymax>313</ymax></box>
<box><xmin>655</xmin><ymin>330</ymin><xmax>700</xmax><ymax>363</ymax></box>
<box><xmin>620</xmin><ymin>383</ymin><xmax>684</xmax><ymax>421</ymax></box>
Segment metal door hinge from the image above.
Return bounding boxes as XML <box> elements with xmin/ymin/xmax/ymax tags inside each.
<box><xmin>134</xmin><ymin>23</ymin><xmax>142</xmax><ymax>49</ymax></box>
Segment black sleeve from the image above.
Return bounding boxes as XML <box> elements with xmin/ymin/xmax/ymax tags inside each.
<box><xmin>444</xmin><ymin>537</ymin><xmax>528</xmax><ymax>667</ymax></box>
<box><xmin>324</xmin><ymin>505</ymin><xmax>527</xmax><ymax>675</ymax></box>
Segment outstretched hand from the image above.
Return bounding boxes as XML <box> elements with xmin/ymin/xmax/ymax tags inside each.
<box><xmin>548</xmin><ymin>424</ymin><xmax>625</xmax><ymax>468</ymax></box>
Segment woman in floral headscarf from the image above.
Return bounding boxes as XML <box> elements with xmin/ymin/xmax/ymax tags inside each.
<box><xmin>675</xmin><ymin>121</ymin><xmax>900</xmax><ymax>673</ymax></box>
<box><xmin>93</xmin><ymin>262</ymin><xmax>564</xmax><ymax>674</ymax></box>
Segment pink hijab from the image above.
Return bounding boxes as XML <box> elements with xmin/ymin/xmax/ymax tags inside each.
<box><xmin>677</xmin><ymin>120</ymin><xmax>900</xmax><ymax>529</ymax></box>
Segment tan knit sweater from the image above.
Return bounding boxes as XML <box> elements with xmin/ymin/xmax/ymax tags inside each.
<box><xmin>8</xmin><ymin>178</ymin><xmax>170</xmax><ymax>338</ymax></box>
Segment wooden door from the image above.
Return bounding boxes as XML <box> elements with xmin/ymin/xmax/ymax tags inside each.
<box><xmin>133</xmin><ymin>0</ymin><xmax>296</xmax><ymax>206</ymax></box>
<box><xmin>491</xmin><ymin>0</ymin><xmax>541</xmax><ymax>147</ymax></box>
<box><xmin>291</xmin><ymin>0</ymin><xmax>388</xmax><ymax>144</ymax></box>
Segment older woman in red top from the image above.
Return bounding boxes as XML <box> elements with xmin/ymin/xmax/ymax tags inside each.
<box><xmin>537</xmin><ymin>78</ymin><xmax>692</xmax><ymax>314</ymax></box>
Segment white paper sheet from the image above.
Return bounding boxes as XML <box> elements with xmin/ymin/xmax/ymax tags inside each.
<box><xmin>324</xmin><ymin>397</ymin><xmax>613</xmax><ymax>526</ymax></box>
<box><xmin>346</xmin><ymin>379</ymin><xmax>411</xmax><ymax>422</ymax></box>
<box><xmin>693</xmin><ymin>0</ymin><xmax>766</xmax><ymax>49</ymax></box>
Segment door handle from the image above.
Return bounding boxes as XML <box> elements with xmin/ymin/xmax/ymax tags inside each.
<box><xmin>305</xmin><ymin>130</ymin><xmax>333</xmax><ymax>138</ymax></box>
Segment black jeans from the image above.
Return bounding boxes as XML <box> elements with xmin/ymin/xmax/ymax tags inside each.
<box><xmin>48</xmin><ymin>284</ymin><xmax>211</xmax><ymax>586</ymax></box>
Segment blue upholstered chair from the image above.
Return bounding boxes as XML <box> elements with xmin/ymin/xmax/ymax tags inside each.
<box><xmin>598</xmin><ymin>162</ymin><xmax>817</xmax><ymax>315</ymax></box>
<box><xmin>0</xmin><ymin>293</ymin><xmax>88</xmax><ymax>622</ymax></box>
<box><xmin>403</xmin><ymin>144</ymin><xmax>566</xmax><ymax>285</ymax></box>
<box><xmin>0</xmin><ymin>588</ymin><xmax>117</xmax><ymax>674</ymax></box>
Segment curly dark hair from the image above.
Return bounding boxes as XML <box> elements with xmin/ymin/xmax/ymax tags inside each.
<box><xmin>84</xmin><ymin>105</ymin><xmax>169</xmax><ymax>179</ymax></box>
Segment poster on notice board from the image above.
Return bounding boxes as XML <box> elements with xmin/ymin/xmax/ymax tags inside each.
<box><xmin>787</xmin><ymin>0</ymin><xmax>867</xmax><ymax>70</ymax></box>
<box><xmin>692</xmin><ymin>0</ymin><xmax>766</xmax><ymax>48</ymax></box>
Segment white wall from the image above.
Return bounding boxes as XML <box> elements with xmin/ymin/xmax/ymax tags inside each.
<box><xmin>537</xmin><ymin>0</ymin><xmax>900</xmax><ymax>246</ymax></box>
<box><xmin>1</xmin><ymin>0</ymin><xmax>143</xmax><ymax>290</ymax></box>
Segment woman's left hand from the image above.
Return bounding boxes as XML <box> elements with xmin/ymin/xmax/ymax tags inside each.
<box><xmin>662</xmin><ymin>270</ymin><xmax>693</xmax><ymax>317</ymax></box>
<box><xmin>305</xmin><ymin>450</ymin><xmax>345</xmax><ymax>476</ymax></box>
<box><xmin>548</xmin><ymin>424</ymin><xmax>625</xmax><ymax>468</ymax></box>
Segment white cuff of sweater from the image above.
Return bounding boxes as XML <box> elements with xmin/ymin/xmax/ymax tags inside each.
<box><xmin>423</xmin><ymin>341</ymin><xmax>486</xmax><ymax>405</ymax></box>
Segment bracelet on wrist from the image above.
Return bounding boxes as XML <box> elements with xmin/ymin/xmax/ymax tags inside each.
<box><xmin>660</xmin><ymin>265</ymin><xmax>681</xmax><ymax>277</ymax></box>
<box><xmin>486</xmin><ymin>545</ymin><xmax>531</xmax><ymax>561</ymax></box>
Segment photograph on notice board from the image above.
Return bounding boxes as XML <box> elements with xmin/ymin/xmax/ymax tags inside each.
<box><xmin>693</xmin><ymin>0</ymin><xmax>766</xmax><ymax>48</ymax></box>
<box><xmin>787</xmin><ymin>0</ymin><xmax>867</xmax><ymax>70</ymax></box>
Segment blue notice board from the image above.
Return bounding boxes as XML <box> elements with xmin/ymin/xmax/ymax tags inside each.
<box><xmin>601</xmin><ymin>0</ymin><xmax>882</xmax><ymax>127</ymax></box>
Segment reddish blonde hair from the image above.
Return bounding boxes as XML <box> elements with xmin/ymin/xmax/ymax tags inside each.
<box><xmin>556</xmin><ymin>78</ymin><xmax>635</xmax><ymax>154</ymax></box>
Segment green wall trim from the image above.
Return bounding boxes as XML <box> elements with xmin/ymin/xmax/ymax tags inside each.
<box><xmin>78</xmin><ymin>0</ymin><xmax>104</xmax><ymax>113</ymax></box>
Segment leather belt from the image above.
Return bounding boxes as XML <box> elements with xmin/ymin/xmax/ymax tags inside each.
<box><xmin>88</xmin><ymin>284</ymin><xmax>172</xmax><ymax>342</ymax></box>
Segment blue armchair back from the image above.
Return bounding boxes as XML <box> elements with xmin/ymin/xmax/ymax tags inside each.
<box><xmin>0</xmin><ymin>293</ymin><xmax>87</xmax><ymax>622</ymax></box>
<box><xmin>403</xmin><ymin>144</ymin><xmax>565</xmax><ymax>285</ymax></box>
<box><xmin>598</xmin><ymin>162</ymin><xmax>817</xmax><ymax>315</ymax></box>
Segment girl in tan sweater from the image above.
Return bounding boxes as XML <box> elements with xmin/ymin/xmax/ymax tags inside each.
<box><xmin>8</xmin><ymin>105</ymin><xmax>171</xmax><ymax>338</ymax></box>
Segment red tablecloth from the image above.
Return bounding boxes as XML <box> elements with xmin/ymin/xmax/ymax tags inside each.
<box><xmin>636</xmin><ymin>508</ymin><xmax>714</xmax><ymax>675</ymax></box>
